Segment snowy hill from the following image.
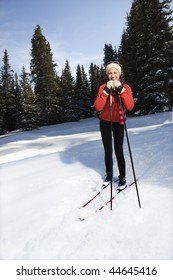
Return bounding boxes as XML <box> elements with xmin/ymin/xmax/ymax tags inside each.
<box><xmin>0</xmin><ymin>111</ymin><xmax>173</xmax><ymax>260</ymax></box>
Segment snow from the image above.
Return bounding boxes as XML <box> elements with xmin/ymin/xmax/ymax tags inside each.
<box><xmin>0</xmin><ymin>111</ymin><xmax>173</xmax><ymax>260</ymax></box>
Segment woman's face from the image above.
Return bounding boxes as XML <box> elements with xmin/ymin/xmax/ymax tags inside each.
<box><xmin>107</xmin><ymin>67</ymin><xmax>120</xmax><ymax>81</ymax></box>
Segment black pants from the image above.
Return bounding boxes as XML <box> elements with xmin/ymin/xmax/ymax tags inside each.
<box><xmin>100</xmin><ymin>119</ymin><xmax>125</xmax><ymax>178</ymax></box>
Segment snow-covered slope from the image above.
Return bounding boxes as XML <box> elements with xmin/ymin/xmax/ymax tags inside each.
<box><xmin>0</xmin><ymin>111</ymin><xmax>173</xmax><ymax>259</ymax></box>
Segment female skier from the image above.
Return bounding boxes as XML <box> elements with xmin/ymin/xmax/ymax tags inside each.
<box><xmin>94</xmin><ymin>61</ymin><xmax>134</xmax><ymax>191</ymax></box>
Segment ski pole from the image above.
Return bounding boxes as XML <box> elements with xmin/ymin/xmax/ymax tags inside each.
<box><xmin>118</xmin><ymin>93</ymin><xmax>141</xmax><ymax>208</ymax></box>
<box><xmin>110</xmin><ymin>88</ymin><xmax>113</xmax><ymax>210</ymax></box>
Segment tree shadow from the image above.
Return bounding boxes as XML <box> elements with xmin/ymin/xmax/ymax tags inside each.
<box><xmin>59</xmin><ymin>138</ymin><xmax>104</xmax><ymax>177</ymax></box>
<box><xmin>0</xmin><ymin>117</ymin><xmax>99</xmax><ymax>145</ymax></box>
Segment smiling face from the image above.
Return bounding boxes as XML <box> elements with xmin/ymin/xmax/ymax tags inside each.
<box><xmin>107</xmin><ymin>67</ymin><xmax>120</xmax><ymax>81</ymax></box>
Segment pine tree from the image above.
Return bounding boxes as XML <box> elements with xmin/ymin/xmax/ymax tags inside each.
<box><xmin>0</xmin><ymin>76</ymin><xmax>5</xmax><ymax>134</ymax></box>
<box><xmin>119</xmin><ymin>0</ymin><xmax>173</xmax><ymax>114</ymax></box>
<box><xmin>100</xmin><ymin>65</ymin><xmax>107</xmax><ymax>84</ymax></box>
<box><xmin>89</xmin><ymin>63</ymin><xmax>101</xmax><ymax>105</ymax></box>
<box><xmin>61</xmin><ymin>60</ymin><xmax>79</xmax><ymax>122</ymax></box>
<box><xmin>103</xmin><ymin>44</ymin><xmax>118</xmax><ymax>67</ymax></box>
<box><xmin>19</xmin><ymin>66</ymin><xmax>38</xmax><ymax>130</ymax></box>
<box><xmin>30</xmin><ymin>25</ymin><xmax>62</xmax><ymax>126</ymax></box>
<box><xmin>74</xmin><ymin>64</ymin><xmax>84</xmax><ymax>119</ymax></box>
<box><xmin>1</xmin><ymin>50</ymin><xmax>16</xmax><ymax>131</ymax></box>
<box><xmin>81</xmin><ymin>66</ymin><xmax>91</xmax><ymax>118</ymax></box>
<box><xmin>74</xmin><ymin>64</ymin><xmax>91</xmax><ymax>119</ymax></box>
<box><xmin>14</xmin><ymin>72</ymin><xmax>22</xmax><ymax>129</ymax></box>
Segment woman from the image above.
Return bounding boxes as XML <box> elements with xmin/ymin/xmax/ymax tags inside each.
<box><xmin>94</xmin><ymin>61</ymin><xmax>134</xmax><ymax>191</ymax></box>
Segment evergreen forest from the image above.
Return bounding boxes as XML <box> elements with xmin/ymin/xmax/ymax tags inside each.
<box><xmin>0</xmin><ymin>0</ymin><xmax>173</xmax><ymax>134</ymax></box>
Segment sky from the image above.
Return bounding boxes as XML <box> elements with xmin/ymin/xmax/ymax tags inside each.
<box><xmin>0</xmin><ymin>0</ymin><xmax>134</xmax><ymax>77</ymax></box>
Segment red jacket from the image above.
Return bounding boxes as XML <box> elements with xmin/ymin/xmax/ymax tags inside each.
<box><xmin>94</xmin><ymin>83</ymin><xmax>134</xmax><ymax>123</ymax></box>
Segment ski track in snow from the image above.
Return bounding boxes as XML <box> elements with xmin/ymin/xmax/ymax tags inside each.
<box><xmin>0</xmin><ymin>111</ymin><xmax>173</xmax><ymax>259</ymax></box>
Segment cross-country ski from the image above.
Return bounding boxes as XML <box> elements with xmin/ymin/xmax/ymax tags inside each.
<box><xmin>78</xmin><ymin>179</ymin><xmax>137</xmax><ymax>221</ymax></box>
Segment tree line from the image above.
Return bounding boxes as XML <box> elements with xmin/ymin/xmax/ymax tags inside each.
<box><xmin>0</xmin><ymin>0</ymin><xmax>173</xmax><ymax>134</ymax></box>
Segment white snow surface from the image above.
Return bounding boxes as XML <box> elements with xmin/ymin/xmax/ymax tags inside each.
<box><xmin>0</xmin><ymin>111</ymin><xmax>173</xmax><ymax>260</ymax></box>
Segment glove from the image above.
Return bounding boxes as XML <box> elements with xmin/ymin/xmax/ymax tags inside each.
<box><xmin>103</xmin><ymin>80</ymin><xmax>114</xmax><ymax>95</ymax></box>
<box><xmin>106</xmin><ymin>80</ymin><xmax>114</xmax><ymax>89</ymax></box>
<box><xmin>113</xmin><ymin>80</ymin><xmax>121</xmax><ymax>89</ymax></box>
<box><xmin>113</xmin><ymin>80</ymin><xmax>124</xmax><ymax>93</ymax></box>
